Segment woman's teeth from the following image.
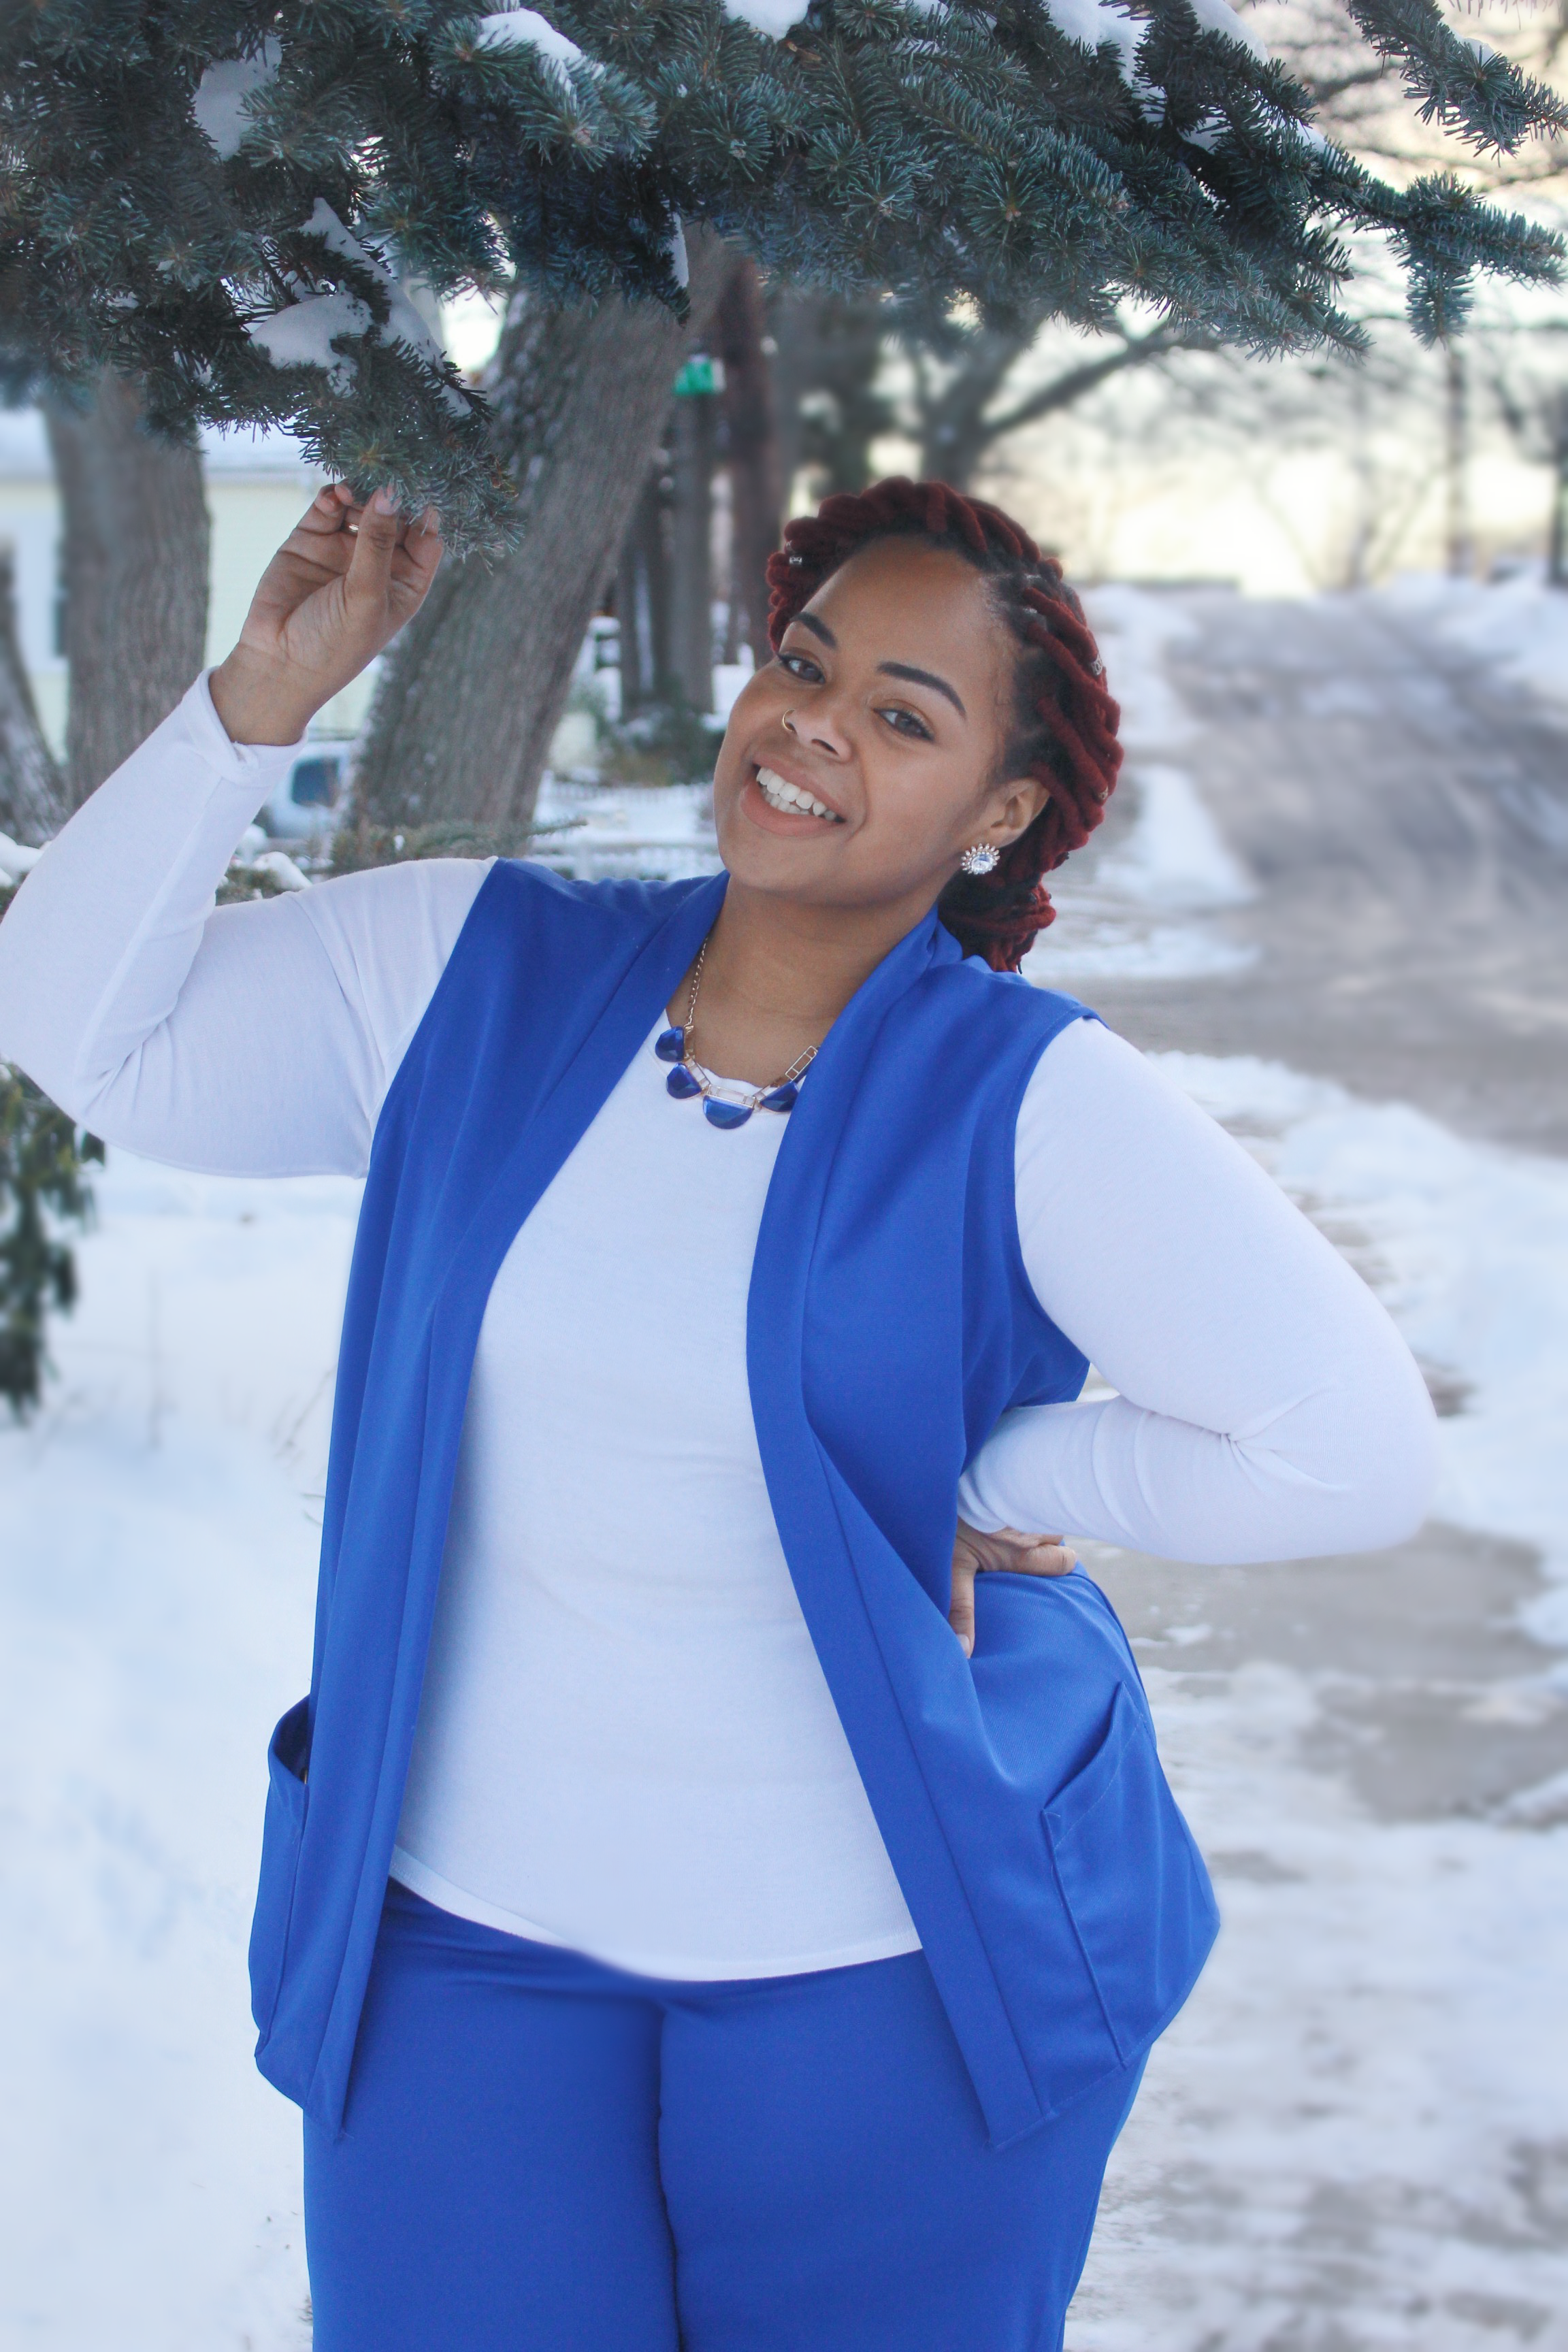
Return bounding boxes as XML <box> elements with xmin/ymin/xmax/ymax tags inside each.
<box><xmin>755</xmin><ymin>766</ymin><xmax>840</xmax><ymax>821</ymax></box>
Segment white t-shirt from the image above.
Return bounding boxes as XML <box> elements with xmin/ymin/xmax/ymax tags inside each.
<box><xmin>0</xmin><ymin>678</ymin><xmax>1438</xmax><ymax>1979</ymax></box>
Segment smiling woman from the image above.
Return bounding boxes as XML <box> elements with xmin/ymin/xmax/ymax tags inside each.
<box><xmin>0</xmin><ymin>475</ymin><xmax>1439</xmax><ymax>2352</ymax></box>
<box><xmin>668</xmin><ymin>478</ymin><xmax>1122</xmax><ymax>1107</ymax></box>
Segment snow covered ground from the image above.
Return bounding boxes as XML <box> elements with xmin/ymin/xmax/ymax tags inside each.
<box><xmin>1375</xmin><ymin>569</ymin><xmax>1568</xmax><ymax>724</ymax></box>
<box><xmin>1</xmin><ymin>583</ymin><xmax>1564</xmax><ymax>2346</ymax></box>
<box><xmin>1058</xmin><ymin>584</ymin><xmax>1568</xmax><ymax>2348</ymax></box>
<box><xmin>0</xmin><ymin>1164</ymin><xmax>353</xmax><ymax>2349</ymax></box>
<box><xmin>1065</xmin><ymin>1053</ymin><xmax>1568</xmax><ymax>2346</ymax></box>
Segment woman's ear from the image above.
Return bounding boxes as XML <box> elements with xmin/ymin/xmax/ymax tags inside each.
<box><xmin>987</xmin><ymin>775</ymin><xmax>1050</xmax><ymax>847</ymax></box>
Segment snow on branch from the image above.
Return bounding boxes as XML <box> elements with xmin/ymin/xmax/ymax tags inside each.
<box><xmin>1040</xmin><ymin>0</ymin><xmax>1143</xmax><ymax>79</ymax></box>
<box><xmin>720</xmin><ymin>0</ymin><xmax>812</xmax><ymax>34</ymax></box>
<box><xmin>474</xmin><ymin>8</ymin><xmax>590</xmax><ymax>69</ymax></box>
<box><xmin>246</xmin><ymin>202</ymin><xmax>469</xmax><ymax>414</ymax></box>
<box><xmin>246</xmin><ymin>289</ymin><xmax>372</xmax><ymax>392</ymax></box>
<box><xmin>192</xmin><ymin>42</ymin><xmax>282</xmax><ymax>161</ymax></box>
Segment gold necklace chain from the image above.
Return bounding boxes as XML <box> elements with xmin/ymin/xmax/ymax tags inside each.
<box><xmin>681</xmin><ymin>936</ymin><xmax>820</xmax><ymax>1111</ymax></box>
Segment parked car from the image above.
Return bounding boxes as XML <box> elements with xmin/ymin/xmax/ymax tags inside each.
<box><xmin>261</xmin><ymin>743</ymin><xmax>350</xmax><ymax>840</ymax></box>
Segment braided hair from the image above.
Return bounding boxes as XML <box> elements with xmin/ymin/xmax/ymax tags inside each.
<box><xmin>764</xmin><ymin>477</ymin><xmax>1121</xmax><ymax>973</ymax></box>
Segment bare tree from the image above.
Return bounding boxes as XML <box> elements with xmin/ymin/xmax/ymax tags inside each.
<box><xmin>44</xmin><ymin>374</ymin><xmax>210</xmax><ymax>807</ymax></box>
<box><xmin>1486</xmin><ymin>324</ymin><xmax>1568</xmax><ymax>585</ymax></box>
<box><xmin>358</xmin><ymin>231</ymin><xmax>735</xmax><ymax>833</ymax></box>
<box><xmin>908</xmin><ymin>315</ymin><xmax>1214</xmax><ymax>491</ymax></box>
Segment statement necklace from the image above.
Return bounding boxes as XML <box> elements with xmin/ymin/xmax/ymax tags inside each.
<box><xmin>655</xmin><ymin>937</ymin><xmax>819</xmax><ymax>1130</ymax></box>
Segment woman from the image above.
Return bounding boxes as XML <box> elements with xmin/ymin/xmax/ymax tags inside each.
<box><xmin>0</xmin><ymin>476</ymin><xmax>1437</xmax><ymax>2351</ymax></box>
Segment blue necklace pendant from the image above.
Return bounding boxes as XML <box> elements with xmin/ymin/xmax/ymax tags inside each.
<box><xmin>656</xmin><ymin>944</ymin><xmax>814</xmax><ymax>1131</ymax></box>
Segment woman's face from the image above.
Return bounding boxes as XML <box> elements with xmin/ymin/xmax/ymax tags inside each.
<box><xmin>712</xmin><ymin>537</ymin><xmax>1048</xmax><ymax>917</ymax></box>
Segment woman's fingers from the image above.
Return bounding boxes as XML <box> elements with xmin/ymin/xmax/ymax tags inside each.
<box><xmin>342</xmin><ymin>485</ymin><xmax>403</xmax><ymax>623</ymax></box>
<box><xmin>337</xmin><ymin>492</ymin><xmax>444</xmax><ymax>628</ymax></box>
<box><xmin>961</xmin><ymin>1519</ymin><xmax>1076</xmax><ymax>1578</ymax></box>
<box><xmin>949</xmin><ymin>1551</ymin><xmax>978</xmax><ymax>1659</ymax></box>
<box><xmin>214</xmin><ymin>484</ymin><xmax>440</xmax><ymax>745</ymax></box>
<box><xmin>391</xmin><ymin>505</ymin><xmax>445</xmax><ymax>611</ymax></box>
<box><xmin>1004</xmin><ymin>1535</ymin><xmax>1077</xmax><ymax>1576</ymax></box>
<box><xmin>949</xmin><ymin>1520</ymin><xmax>1077</xmax><ymax>1660</ymax></box>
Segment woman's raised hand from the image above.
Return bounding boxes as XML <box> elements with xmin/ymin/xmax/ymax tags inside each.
<box><xmin>949</xmin><ymin>1519</ymin><xmax>1076</xmax><ymax>1659</ymax></box>
<box><xmin>210</xmin><ymin>484</ymin><xmax>444</xmax><ymax>747</ymax></box>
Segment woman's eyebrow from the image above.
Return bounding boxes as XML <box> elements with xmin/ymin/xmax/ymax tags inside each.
<box><xmin>785</xmin><ymin>615</ymin><xmax>966</xmax><ymax>717</ymax></box>
<box><xmin>878</xmin><ymin>661</ymin><xmax>966</xmax><ymax>718</ymax></box>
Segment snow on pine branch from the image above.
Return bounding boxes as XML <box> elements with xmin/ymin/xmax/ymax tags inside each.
<box><xmin>1182</xmin><ymin>0</ymin><xmax>1271</xmax><ymax>63</ymax></box>
<box><xmin>474</xmin><ymin>8</ymin><xmax>591</xmax><ymax>69</ymax></box>
<box><xmin>246</xmin><ymin>288</ymin><xmax>373</xmax><ymax>392</ymax></box>
<box><xmin>1041</xmin><ymin>0</ymin><xmax>1269</xmax><ymax>83</ymax></box>
<box><xmin>720</xmin><ymin>0</ymin><xmax>814</xmax><ymax>32</ymax></box>
<box><xmin>246</xmin><ymin>201</ymin><xmax>469</xmax><ymax>415</ymax></box>
<box><xmin>1040</xmin><ymin>0</ymin><xmax>1143</xmax><ymax>78</ymax></box>
<box><xmin>192</xmin><ymin>41</ymin><xmax>282</xmax><ymax>161</ymax></box>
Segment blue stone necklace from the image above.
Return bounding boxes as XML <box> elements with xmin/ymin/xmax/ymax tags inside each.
<box><xmin>655</xmin><ymin>934</ymin><xmax>819</xmax><ymax>1130</ymax></box>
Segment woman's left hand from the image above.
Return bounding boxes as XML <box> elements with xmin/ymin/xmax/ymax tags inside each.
<box><xmin>949</xmin><ymin>1520</ymin><xmax>1076</xmax><ymax>1658</ymax></box>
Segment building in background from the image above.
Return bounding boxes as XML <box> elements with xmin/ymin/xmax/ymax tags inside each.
<box><xmin>0</xmin><ymin>412</ymin><xmax>376</xmax><ymax>759</ymax></box>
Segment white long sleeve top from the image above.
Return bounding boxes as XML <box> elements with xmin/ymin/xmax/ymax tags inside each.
<box><xmin>0</xmin><ymin>681</ymin><xmax>1438</xmax><ymax>1978</ymax></box>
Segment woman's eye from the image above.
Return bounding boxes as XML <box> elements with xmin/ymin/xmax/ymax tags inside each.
<box><xmin>779</xmin><ymin>650</ymin><xmax>823</xmax><ymax>683</ymax></box>
<box><xmin>878</xmin><ymin>705</ymin><xmax>934</xmax><ymax>742</ymax></box>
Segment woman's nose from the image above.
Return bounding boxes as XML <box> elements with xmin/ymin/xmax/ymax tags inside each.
<box><xmin>783</xmin><ymin>706</ymin><xmax>851</xmax><ymax>757</ymax></box>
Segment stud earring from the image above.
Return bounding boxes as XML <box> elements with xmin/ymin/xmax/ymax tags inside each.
<box><xmin>959</xmin><ymin>842</ymin><xmax>1000</xmax><ymax>876</ymax></box>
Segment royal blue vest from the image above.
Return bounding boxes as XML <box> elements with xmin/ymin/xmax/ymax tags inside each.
<box><xmin>249</xmin><ymin>862</ymin><xmax>1218</xmax><ymax>2147</ymax></box>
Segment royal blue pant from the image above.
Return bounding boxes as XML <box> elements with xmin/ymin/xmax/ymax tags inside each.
<box><xmin>304</xmin><ymin>1883</ymin><xmax>1144</xmax><ymax>2351</ymax></box>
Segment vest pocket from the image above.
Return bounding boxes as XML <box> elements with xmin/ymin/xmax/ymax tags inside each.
<box><xmin>248</xmin><ymin>1697</ymin><xmax>310</xmax><ymax>2037</ymax></box>
<box><xmin>1043</xmin><ymin>1682</ymin><xmax>1218</xmax><ymax>2066</ymax></box>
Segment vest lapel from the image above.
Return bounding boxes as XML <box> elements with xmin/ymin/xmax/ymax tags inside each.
<box><xmin>747</xmin><ymin>914</ymin><xmax>1047</xmax><ymax>2148</ymax></box>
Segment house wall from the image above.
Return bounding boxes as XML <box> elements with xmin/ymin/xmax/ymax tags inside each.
<box><xmin>0</xmin><ymin>414</ymin><xmax>376</xmax><ymax>758</ymax></box>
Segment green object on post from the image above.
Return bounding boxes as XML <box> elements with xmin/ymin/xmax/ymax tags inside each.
<box><xmin>672</xmin><ymin>355</ymin><xmax>722</xmax><ymax>399</ymax></box>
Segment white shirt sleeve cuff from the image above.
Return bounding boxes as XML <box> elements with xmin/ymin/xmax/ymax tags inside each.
<box><xmin>185</xmin><ymin>670</ymin><xmax>308</xmax><ymax>783</ymax></box>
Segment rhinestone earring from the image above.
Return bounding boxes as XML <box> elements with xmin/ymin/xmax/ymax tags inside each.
<box><xmin>959</xmin><ymin>842</ymin><xmax>1000</xmax><ymax>877</ymax></box>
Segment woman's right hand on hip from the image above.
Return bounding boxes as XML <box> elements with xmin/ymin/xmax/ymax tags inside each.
<box><xmin>949</xmin><ymin>1520</ymin><xmax>1076</xmax><ymax>1659</ymax></box>
<box><xmin>210</xmin><ymin>483</ymin><xmax>444</xmax><ymax>747</ymax></box>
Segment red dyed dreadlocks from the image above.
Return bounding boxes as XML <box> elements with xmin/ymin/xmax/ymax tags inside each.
<box><xmin>764</xmin><ymin>477</ymin><xmax>1122</xmax><ymax>973</ymax></box>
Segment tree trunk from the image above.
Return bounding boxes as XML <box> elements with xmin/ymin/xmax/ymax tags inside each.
<box><xmin>915</xmin><ymin>323</ymin><xmax>1039</xmax><ymax>490</ymax></box>
<box><xmin>44</xmin><ymin>374</ymin><xmax>210</xmax><ymax>807</ymax></box>
<box><xmin>1548</xmin><ymin>393</ymin><xmax>1568</xmax><ymax>591</ymax></box>
<box><xmin>1443</xmin><ymin>344</ymin><xmax>1473</xmax><ymax>581</ymax></box>
<box><xmin>0</xmin><ymin>549</ymin><xmax>66</xmax><ymax>845</ymax></box>
<box><xmin>669</xmin><ymin>385</ymin><xmax>717</xmax><ymax>712</ymax></box>
<box><xmin>616</xmin><ymin>468</ymin><xmax>672</xmax><ymax>715</ymax></box>
<box><xmin>770</xmin><ymin>291</ymin><xmax>892</xmax><ymax>504</ymax></box>
<box><xmin>715</xmin><ymin>260</ymin><xmax>783</xmax><ymax>668</ymax></box>
<box><xmin>359</xmin><ymin>231</ymin><xmax>734</xmax><ymax>832</ymax></box>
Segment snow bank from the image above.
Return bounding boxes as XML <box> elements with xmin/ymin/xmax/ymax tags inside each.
<box><xmin>0</xmin><ymin>1159</ymin><xmax>359</xmax><ymax>2349</ymax></box>
<box><xmin>1085</xmin><ymin>584</ymin><xmax>1198</xmax><ymax>757</ymax></box>
<box><xmin>1096</xmin><ymin>761</ymin><xmax>1255</xmax><ymax>911</ymax></box>
<box><xmin>0</xmin><ymin>832</ymin><xmax>43</xmax><ymax>881</ymax></box>
<box><xmin>1156</xmin><ymin>1052</ymin><xmax>1568</xmax><ymax>1645</ymax></box>
<box><xmin>1377</xmin><ymin>570</ymin><xmax>1568</xmax><ymax>717</ymax></box>
<box><xmin>1028</xmin><ymin>587</ymin><xmax>1257</xmax><ymax>984</ymax></box>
